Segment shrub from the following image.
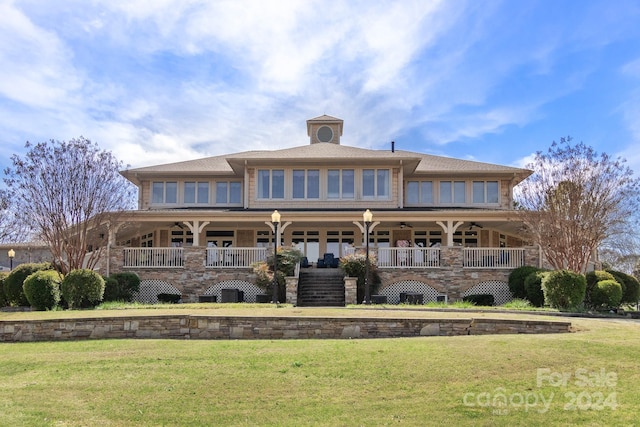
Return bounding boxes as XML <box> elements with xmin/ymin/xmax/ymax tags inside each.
<box><xmin>508</xmin><ymin>266</ymin><xmax>541</xmax><ymax>299</ymax></box>
<box><xmin>542</xmin><ymin>270</ymin><xmax>586</xmax><ymax>310</ymax></box>
<box><xmin>3</xmin><ymin>263</ymin><xmax>53</xmax><ymax>306</ymax></box>
<box><xmin>585</xmin><ymin>270</ymin><xmax>616</xmax><ymax>307</ymax></box>
<box><xmin>524</xmin><ymin>270</ymin><xmax>548</xmax><ymax>307</ymax></box>
<box><xmin>462</xmin><ymin>294</ymin><xmax>494</xmax><ymax>306</ymax></box>
<box><xmin>23</xmin><ymin>270</ymin><xmax>62</xmax><ymax>311</ymax></box>
<box><xmin>339</xmin><ymin>251</ymin><xmax>381</xmax><ymax>303</ymax></box>
<box><xmin>589</xmin><ymin>279</ymin><xmax>623</xmax><ymax>309</ymax></box>
<box><xmin>252</xmin><ymin>246</ymin><xmax>303</xmax><ymax>302</ymax></box>
<box><xmin>60</xmin><ymin>269</ymin><xmax>105</xmax><ymax>309</ymax></box>
<box><xmin>606</xmin><ymin>269</ymin><xmax>640</xmax><ymax>304</ymax></box>
<box><xmin>157</xmin><ymin>293</ymin><xmax>181</xmax><ymax>303</ymax></box>
<box><xmin>0</xmin><ymin>272</ymin><xmax>8</xmax><ymax>307</ymax></box>
<box><xmin>104</xmin><ymin>272</ymin><xmax>140</xmax><ymax>302</ymax></box>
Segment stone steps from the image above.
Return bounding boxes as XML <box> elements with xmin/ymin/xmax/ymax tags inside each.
<box><xmin>298</xmin><ymin>269</ymin><xmax>345</xmax><ymax>307</ymax></box>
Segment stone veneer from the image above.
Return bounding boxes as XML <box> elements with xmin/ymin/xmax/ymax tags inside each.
<box><xmin>377</xmin><ymin>246</ymin><xmax>541</xmax><ymax>300</ymax></box>
<box><xmin>0</xmin><ymin>315</ymin><xmax>571</xmax><ymax>342</ymax></box>
<box><xmin>106</xmin><ymin>246</ymin><xmax>542</xmax><ymax>303</ymax></box>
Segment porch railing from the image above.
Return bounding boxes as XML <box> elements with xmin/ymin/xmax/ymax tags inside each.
<box><xmin>377</xmin><ymin>247</ymin><xmax>441</xmax><ymax>268</ymax></box>
<box><xmin>463</xmin><ymin>248</ymin><xmax>525</xmax><ymax>269</ymax></box>
<box><xmin>206</xmin><ymin>247</ymin><xmax>268</xmax><ymax>269</ymax></box>
<box><xmin>123</xmin><ymin>248</ymin><xmax>184</xmax><ymax>268</ymax></box>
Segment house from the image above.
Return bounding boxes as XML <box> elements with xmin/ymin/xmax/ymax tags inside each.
<box><xmin>106</xmin><ymin>115</ymin><xmax>537</xmax><ymax>305</ymax></box>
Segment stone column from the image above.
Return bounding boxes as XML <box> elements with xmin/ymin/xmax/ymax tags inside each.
<box><xmin>286</xmin><ymin>276</ymin><xmax>298</xmax><ymax>306</ymax></box>
<box><xmin>344</xmin><ymin>277</ymin><xmax>357</xmax><ymax>305</ymax></box>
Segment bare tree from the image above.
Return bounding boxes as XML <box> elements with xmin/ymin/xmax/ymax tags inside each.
<box><xmin>3</xmin><ymin>137</ymin><xmax>136</xmax><ymax>274</ymax></box>
<box><xmin>516</xmin><ymin>137</ymin><xmax>640</xmax><ymax>274</ymax></box>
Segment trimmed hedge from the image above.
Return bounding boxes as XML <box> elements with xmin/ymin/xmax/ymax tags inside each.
<box><xmin>585</xmin><ymin>270</ymin><xmax>616</xmax><ymax>307</ymax></box>
<box><xmin>104</xmin><ymin>272</ymin><xmax>140</xmax><ymax>302</ymax></box>
<box><xmin>542</xmin><ymin>270</ymin><xmax>586</xmax><ymax>310</ymax></box>
<box><xmin>3</xmin><ymin>263</ymin><xmax>53</xmax><ymax>306</ymax></box>
<box><xmin>61</xmin><ymin>269</ymin><xmax>105</xmax><ymax>309</ymax></box>
<box><xmin>23</xmin><ymin>270</ymin><xmax>62</xmax><ymax>311</ymax></box>
<box><xmin>0</xmin><ymin>272</ymin><xmax>8</xmax><ymax>307</ymax></box>
<box><xmin>589</xmin><ymin>279</ymin><xmax>623</xmax><ymax>309</ymax></box>
<box><xmin>508</xmin><ymin>266</ymin><xmax>541</xmax><ymax>299</ymax></box>
<box><xmin>462</xmin><ymin>294</ymin><xmax>495</xmax><ymax>306</ymax></box>
<box><xmin>606</xmin><ymin>269</ymin><xmax>640</xmax><ymax>304</ymax></box>
<box><xmin>524</xmin><ymin>271</ymin><xmax>548</xmax><ymax>307</ymax></box>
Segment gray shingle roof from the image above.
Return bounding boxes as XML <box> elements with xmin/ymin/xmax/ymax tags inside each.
<box><xmin>121</xmin><ymin>142</ymin><xmax>531</xmax><ymax>183</ymax></box>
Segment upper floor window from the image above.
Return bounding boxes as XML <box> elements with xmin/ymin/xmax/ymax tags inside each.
<box><xmin>363</xmin><ymin>169</ymin><xmax>390</xmax><ymax>199</ymax></box>
<box><xmin>184</xmin><ymin>182</ymin><xmax>209</xmax><ymax>204</ymax></box>
<box><xmin>328</xmin><ymin>169</ymin><xmax>354</xmax><ymax>199</ymax></box>
<box><xmin>440</xmin><ymin>181</ymin><xmax>466</xmax><ymax>204</ymax></box>
<box><xmin>258</xmin><ymin>169</ymin><xmax>284</xmax><ymax>199</ymax></box>
<box><xmin>152</xmin><ymin>181</ymin><xmax>177</xmax><ymax>204</ymax></box>
<box><xmin>473</xmin><ymin>181</ymin><xmax>499</xmax><ymax>204</ymax></box>
<box><xmin>407</xmin><ymin>181</ymin><xmax>433</xmax><ymax>204</ymax></box>
<box><xmin>293</xmin><ymin>169</ymin><xmax>320</xmax><ymax>199</ymax></box>
<box><xmin>216</xmin><ymin>181</ymin><xmax>242</xmax><ymax>205</ymax></box>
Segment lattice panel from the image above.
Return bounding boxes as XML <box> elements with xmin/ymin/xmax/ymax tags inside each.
<box><xmin>204</xmin><ymin>280</ymin><xmax>263</xmax><ymax>303</ymax></box>
<box><xmin>461</xmin><ymin>281</ymin><xmax>512</xmax><ymax>306</ymax></box>
<box><xmin>381</xmin><ymin>280</ymin><xmax>442</xmax><ymax>304</ymax></box>
<box><xmin>134</xmin><ymin>279</ymin><xmax>181</xmax><ymax>304</ymax></box>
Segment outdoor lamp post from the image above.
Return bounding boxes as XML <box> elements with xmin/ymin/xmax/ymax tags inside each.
<box><xmin>363</xmin><ymin>209</ymin><xmax>373</xmax><ymax>305</ymax></box>
<box><xmin>271</xmin><ymin>210</ymin><xmax>281</xmax><ymax>304</ymax></box>
<box><xmin>8</xmin><ymin>248</ymin><xmax>15</xmax><ymax>271</ymax></box>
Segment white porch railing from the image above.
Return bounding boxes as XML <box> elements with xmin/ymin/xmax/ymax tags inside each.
<box><xmin>378</xmin><ymin>247</ymin><xmax>441</xmax><ymax>268</ymax></box>
<box><xmin>123</xmin><ymin>248</ymin><xmax>184</xmax><ymax>268</ymax></box>
<box><xmin>345</xmin><ymin>246</ymin><xmax>441</xmax><ymax>268</ymax></box>
<box><xmin>206</xmin><ymin>247</ymin><xmax>268</xmax><ymax>269</ymax></box>
<box><xmin>463</xmin><ymin>248</ymin><xmax>525</xmax><ymax>269</ymax></box>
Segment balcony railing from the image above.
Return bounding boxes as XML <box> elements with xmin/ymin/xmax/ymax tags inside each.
<box><xmin>123</xmin><ymin>248</ymin><xmax>184</xmax><ymax>268</ymax></box>
<box><xmin>377</xmin><ymin>247</ymin><xmax>441</xmax><ymax>268</ymax></box>
<box><xmin>121</xmin><ymin>246</ymin><xmax>525</xmax><ymax>270</ymax></box>
<box><xmin>463</xmin><ymin>248</ymin><xmax>525</xmax><ymax>269</ymax></box>
<box><xmin>206</xmin><ymin>247</ymin><xmax>268</xmax><ymax>269</ymax></box>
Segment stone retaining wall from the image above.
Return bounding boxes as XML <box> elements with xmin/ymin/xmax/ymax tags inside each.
<box><xmin>0</xmin><ymin>315</ymin><xmax>571</xmax><ymax>342</ymax></box>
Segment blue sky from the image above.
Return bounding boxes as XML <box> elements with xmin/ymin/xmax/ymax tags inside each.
<box><xmin>1</xmin><ymin>0</ymin><xmax>639</xmax><ymax>176</ymax></box>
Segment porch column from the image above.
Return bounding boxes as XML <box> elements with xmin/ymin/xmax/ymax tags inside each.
<box><xmin>436</xmin><ymin>220</ymin><xmax>464</xmax><ymax>246</ymax></box>
<box><xmin>183</xmin><ymin>221</ymin><xmax>210</xmax><ymax>246</ymax></box>
<box><xmin>265</xmin><ymin>221</ymin><xmax>292</xmax><ymax>246</ymax></box>
<box><xmin>106</xmin><ymin>222</ymin><xmax>123</xmax><ymax>277</ymax></box>
<box><xmin>353</xmin><ymin>220</ymin><xmax>380</xmax><ymax>243</ymax></box>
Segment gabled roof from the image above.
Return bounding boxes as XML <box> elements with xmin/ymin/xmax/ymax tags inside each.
<box><xmin>306</xmin><ymin>114</ymin><xmax>344</xmax><ymax>136</ymax></box>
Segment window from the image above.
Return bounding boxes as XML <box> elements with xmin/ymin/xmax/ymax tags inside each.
<box><xmin>363</xmin><ymin>169</ymin><xmax>390</xmax><ymax>199</ymax></box>
<box><xmin>439</xmin><ymin>181</ymin><xmax>465</xmax><ymax>204</ymax></box>
<box><xmin>473</xmin><ymin>181</ymin><xmax>499</xmax><ymax>204</ymax></box>
<box><xmin>328</xmin><ymin>169</ymin><xmax>354</xmax><ymax>199</ymax></box>
<box><xmin>407</xmin><ymin>181</ymin><xmax>433</xmax><ymax>204</ymax></box>
<box><xmin>293</xmin><ymin>169</ymin><xmax>320</xmax><ymax>199</ymax></box>
<box><xmin>257</xmin><ymin>170</ymin><xmax>284</xmax><ymax>199</ymax></box>
<box><xmin>184</xmin><ymin>182</ymin><xmax>209</xmax><ymax>204</ymax></box>
<box><xmin>152</xmin><ymin>181</ymin><xmax>177</xmax><ymax>204</ymax></box>
<box><xmin>216</xmin><ymin>181</ymin><xmax>242</xmax><ymax>205</ymax></box>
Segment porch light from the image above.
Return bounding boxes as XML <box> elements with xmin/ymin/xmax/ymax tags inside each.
<box><xmin>363</xmin><ymin>209</ymin><xmax>373</xmax><ymax>305</ymax></box>
<box><xmin>8</xmin><ymin>248</ymin><xmax>15</xmax><ymax>271</ymax></box>
<box><xmin>271</xmin><ymin>210</ymin><xmax>281</xmax><ymax>304</ymax></box>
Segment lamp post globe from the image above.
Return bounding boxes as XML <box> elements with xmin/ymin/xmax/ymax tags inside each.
<box><xmin>8</xmin><ymin>248</ymin><xmax>15</xmax><ymax>271</ymax></box>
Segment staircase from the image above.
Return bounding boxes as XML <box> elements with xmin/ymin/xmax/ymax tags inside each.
<box><xmin>297</xmin><ymin>268</ymin><xmax>345</xmax><ymax>307</ymax></box>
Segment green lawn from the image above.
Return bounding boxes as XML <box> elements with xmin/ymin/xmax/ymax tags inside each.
<box><xmin>1</xmin><ymin>308</ymin><xmax>639</xmax><ymax>426</ymax></box>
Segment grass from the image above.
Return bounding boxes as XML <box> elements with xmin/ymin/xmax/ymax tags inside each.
<box><xmin>1</xmin><ymin>307</ymin><xmax>639</xmax><ymax>426</ymax></box>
